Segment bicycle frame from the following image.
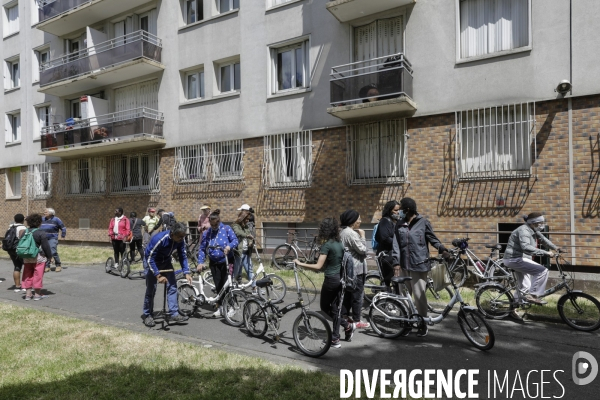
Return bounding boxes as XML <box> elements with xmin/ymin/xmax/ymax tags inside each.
<box><xmin>188</xmin><ymin>272</ymin><xmax>232</xmax><ymax>305</ymax></box>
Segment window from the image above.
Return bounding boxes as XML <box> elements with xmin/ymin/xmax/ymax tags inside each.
<box><xmin>174</xmin><ymin>140</ymin><xmax>244</xmax><ymax>185</ymax></box>
<box><xmin>5</xmin><ymin>167</ymin><xmax>21</xmax><ymax>198</ymax></box>
<box><xmin>5</xmin><ymin>112</ymin><xmax>21</xmax><ymax>144</ymax></box>
<box><xmin>4</xmin><ymin>58</ymin><xmax>20</xmax><ymax>90</ymax></box>
<box><xmin>219</xmin><ymin>61</ymin><xmax>240</xmax><ymax>93</ymax></box>
<box><xmin>270</xmin><ymin>0</ymin><xmax>296</xmax><ymax>7</ymax></box>
<box><xmin>271</xmin><ymin>40</ymin><xmax>309</xmax><ymax>94</ymax></box>
<box><xmin>264</xmin><ymin>131</ymin><xmax>312</xmax><ymax>188</ymax></box>
<box><xmin>185</xmin><ymin>70</ymin><xmax>205</xmax><ymax>100</ymax></box>
<box><xmin>174</xmin><ymin>144</ymin><xmax>209</xmax><ymax>183</ymax></box>
<box><xmin>213</xmin><ymin>140</ymin><xmax>243</xmax><ymax>180</ymax></box>
<box><xmin>33</xmin><ymin>48</ymin><xmax>49</xmax><ymax>82</ymax></box>
<box><xmin>218</xmin><ymin>0</ymin><xmax>239</xmax><ymax>14</ymax></box>
<box><xmin>459</xmin><ymin>0</ymin><xmax>530</xmax><ymax>60</ymax></box>
<box><xmin>35</xmin><ymin>105</ymin><xmax>50</xmax><ymax>139</ymax></box>
<box><xmin>184</xmin><ymin>0</ymin><xmax>203</xmax><ymax>24</ymax></box>
<box><xmin>29</xmin><ymin>163</ymin><xmax>52</xmax><ymax>199</ymax></box>
<box><xmin>3</xmin><ymin>2</ymin><xmax>19</xmax><ymax>37</ymax></box>
<box><xmin>354</xmin><ymin>16</ymin><xmax>403</xmax><ymax>62</ymax></box>
<box><xmin>108</xmin><ymin>151</ymin><xmax>159</xmax><ymax>194</ymax></box>
<box><xmin>347</xmin><ymin>120</ymin><xmax>406</xmax><ymax>185</ymax></box>
<box><xmin>456</xmin><ymin>102</ymin><xmax>534</xmax><ymax>180</ymax></box>
<box><xmin>65</xmin><ymin>158</ymin><xmax>106</xmax><ymax>195</ymax></box>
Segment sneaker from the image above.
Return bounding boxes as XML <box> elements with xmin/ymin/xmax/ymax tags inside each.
<box><xmin>25</xmin><ymin>295</ymin><xmax>32</xmax><ymax>301</ymax></box>
<box><xmin>143</xmin><ymin>315</ymin><xmax>156</xmax><ymax>327</ymax></box>
<box><xmin>226</xmin><ymin>307</ymin><xmax>236</xmax><ymax>319</ymax></box>
<box><xmin>212</xmin><ymin>307</ymin><xmax>223</xmax><ymax>318</ymax></box>
<box><xmin>354</xmin><ymin>321</ymin><xmax>371</xmax><ymax>329</ymax></box>
<box><xmin>55</xmin><ymin>266</ymin><xmax>62</xmax><ymax>272</ymax></box>
<box><xmin>33</xmin><ymin>295</ymin><xmax>48</xmax><ymax>301</ymax></box>
<box><xmin>344</xmin><ymin>323</ymin><xmax>356</xmax><ymax>342</ymax></box>
<box><xmin>14</xmin><ymin>287</ymin><xmax>24</xmax><ymax>293</ymax></box>
<box><xmin>510</xmin><ymin>309</ymin><xmax>524</xmax><ymax>322</ymax></box>
<box><xmin>168</xmin><ymin>314</ymin><xmax>189</xmax><ymax>324</ymax></box>
<box><xmin>331</xmin><ymin>339</ymin><xmax>342</xmax><ymax>349</ymax></box>
<box><xmin>416</xmin><ymin>325</ymin><xmax>428</xmax><ymax>337</ymax></box>
<box><xmin>524</xmin><ymin>295</ymin><xmax>545</xmax><ymax>306</ymax></box>
<box><xmin>44</xmin><ymin>268</ymin><xmax>50</xmax><ymax>273</ymax></box>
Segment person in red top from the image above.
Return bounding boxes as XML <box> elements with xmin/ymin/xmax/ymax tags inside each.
<box><xmin>108</xmin><ymin>207</ymin><xmax>131</xmax><ymax>265</ymax></box>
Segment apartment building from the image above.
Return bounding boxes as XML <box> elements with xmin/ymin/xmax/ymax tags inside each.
<box><xmin>2</xmin><ymin>0</ymin><xmax>600</xmax><ymax>268</ymax></box>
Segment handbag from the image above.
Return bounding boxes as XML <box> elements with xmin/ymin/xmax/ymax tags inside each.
<box><xmin>430</xmin><ymin>258</ymin><xmax>451</xmax><ymax>292</ymax></box>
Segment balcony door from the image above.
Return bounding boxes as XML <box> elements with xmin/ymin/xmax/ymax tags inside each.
<box><xmin>114</xmin><ymin>79</ymin><xmax>159</xmax><ymax>118</ymax></box>
<box><xmin>353</xmin><ymin>16</ymin><xmax>403</xmax><ymax>62</ymax></box>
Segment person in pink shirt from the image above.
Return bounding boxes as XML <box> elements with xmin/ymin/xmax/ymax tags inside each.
<box><xmin>108</xmin><ymin>207</ymin><xmax>131</xmax><ymax>265</ymax></box>
<box><xmin>197</xmin><ymin>205</ymin><xmax>211</xmax><ymax>235</ymax></box>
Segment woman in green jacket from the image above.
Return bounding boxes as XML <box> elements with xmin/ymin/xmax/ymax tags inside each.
<box><xmin>232</xmin><ymin>210</ymin><xmax>256</xmax><ymax>292</ymax></box>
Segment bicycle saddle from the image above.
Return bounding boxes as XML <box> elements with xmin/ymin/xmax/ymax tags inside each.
<box><xmin>255</xmin><ymin>277</ymin><xmax>273</xmax><ymax>288</ymax></box>
<box><xmin>485</xmin><ymin>244</ymin><xmax>503</xmax><ymax>250</ymax></box>
<box><xmin>391</xmin><ymin>276</ymin><xmax>412</xmax><ymax>284</ymax></box>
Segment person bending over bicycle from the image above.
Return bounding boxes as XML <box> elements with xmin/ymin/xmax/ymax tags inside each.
<box><xmin>392</xmin><ymin>198</ymin><xmax>451</xmax><ymax>337</ymax></box>
<box><xmin>197</xmin><ymin>209</ymin><xmax>238</xmax><ymax>318</ymax></box>
<box><xmin>503</xmin><ymin>212</ymin><xmax>560</xmax><ymax>320</ymax></box>
<box><xmin>142</xmin><ymin>222</ymin><xmax>192</xmax><ymax>327</ymax></box>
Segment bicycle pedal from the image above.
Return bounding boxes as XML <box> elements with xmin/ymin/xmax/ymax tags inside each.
<box><xmin>273</xmin><ymin>335</ymin><xmax>280</xmax><ymax>342</ymax></box>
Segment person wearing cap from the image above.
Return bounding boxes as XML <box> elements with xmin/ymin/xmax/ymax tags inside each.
<box><xmin>143</xmin><ymin>208</ymin><xmax>160</xmax><ymax>246</ymax></box>
<box><xmin>339</xmin><ymin>210</ymin><xmax>370</xmax><ymax>339</ymax></box>
<box><xmin>392</xmin><ymin>198</ymin><xmax>451</xmax><ymax>337</ymax></box>
<box><xmin>503</xmin><ymin>212</ymin><xmax>560</xmax><ymax>320</ymax></box>
<box><xmin>232</xmin><ymin>209</ymin><xmax>255</xmax><ymax>290</ymax></box>
<box><xmin>197</xmin><ymin>205</ymin><xmax>211</xmax><ymax>235</ymax></box>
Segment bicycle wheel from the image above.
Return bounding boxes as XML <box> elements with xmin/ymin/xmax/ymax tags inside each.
<box><xmin>243</xmin><ymin>299</ymin><xmax>268</xmax><ymax>337</ymax></box>
<box><xmin>120</xmin><ymin>259</ymin><xmax>130</xmax><ymax>279</ymax></box>
<box><xmin>363</xmin><ymin>272</ymin><xmax>385</xmax><ymax>304</ymax></box>
<box><xmin>105</xmin><ymin>257</ymin><xmax>114</xmax><ymax>274</ymax></box>
<box><xmin>449</xmin><ymin>258</ymin><xmax>468</xmax><ymax>287</ymax></box>
<box><xmin>457</xmin><ymin>309</ymin><xmax>495</xmax><ymax>351</ymax></box>
<box><xmin>475</xmin><ymin>285</ymin><xmax>514</xmax><ymax>319</ymax></box>
<box><xmin>369</xmin><ymin>297</ymin><xmax>411</xmax><ymax>338</ymax></box>
<box><xmin>293</xmin><ymin>311</ymin><xmax>332</xmax><ymax>358</ymax></box>
<box><xmin>258</xmin><ymin>274</ymin><xmax>287</xmax><ymax>304</ymax></box>
<box><xmin>427</xmin><ymin>287</ymin><xmax>453</xmax><ymax>314</ymax></box>
<box><xmin>271</xmin><ymin>244</ymin><xmax>298</xmax><ymax>270</ymax></box>
<box><xmin>557</xmin><ymin>292</ymin><xmax>600</xmax><ymax>331</ymax></box>
<box><xmin>177</xmin><ymin>283</ymin><xmax>197</xmax><ymax>317</ymax></box>
<box><xmin>223</xmin><ymin>289</ymin><xmax>248</xmax><ymax>327</ymax></box>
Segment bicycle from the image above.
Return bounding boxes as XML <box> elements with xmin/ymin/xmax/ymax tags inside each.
<box><xmin>368</xmin><ymin>262</ymin><xmax>496</xmax><ymax>351</ymax></box>
<box><xmin>447</xmin><ymin>238</ymin><xmax>514</xmax><ymax>287</ymax></box>
<box><xmin>475</xmin><ymin>252</ymin><xmax>600</xmax><ymax>331</ymax></box>
<box><xmin>242</xmin><ymin>261</ymin><xmax>332</xmax><ymax>358</ymax></box>
<box><xmin>271</xmin><ymin>231</ymin><xmax>320</xmax><ymax>270</ymax></box>
<box><xmin>105</xmin><ymin>256</ymin><xmax>130</xmax><ymax>279</ymax></box>
<box><xmin>172</xmin><ymin>232</ymin><xmax>201</xmax><ymax>268</ymax></box>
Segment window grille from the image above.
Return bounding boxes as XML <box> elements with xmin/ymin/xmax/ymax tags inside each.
<box><xmin>27</xmin><ymin>163</ymin><xmax>52</xmax><ymax>199</ymax></box>
<box><xmin>455</xmin><ymin>102</ymin><xmax>535</xmax><ymax>180</ymax></box>
<box><xmin>346</xmin><ymin>119</ymin><xmax>407</xmax><ymax>185</ymax></box>
<box><xmin>108</xmin><ymin>150</ymin><xmax>160</xmax><ymax>194</ymax></box>
<box><xmin>263</xmin><ymin>131</ymin><xmax>312</xmax><ymax>189</ymax></box>
<box><xmin>174</xmin><ymin>140</ymin><xmax>244</xmax><ymax>186</ymax></box>
<box><xmin>58</xmin><ymin>157</ymin><xmax>106</xmax><ymax>196</ymax></box>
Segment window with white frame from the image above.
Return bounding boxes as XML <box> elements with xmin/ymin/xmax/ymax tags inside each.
<box><xmin>270</xmin><ymin>40</ymin><xmax>309</xmax><ymax>94</ymax></box>
<box><xmin>5</xmin><ymin>112</ymin><xmax>21</xmax><ymax>144</ymax></box>
<box><xmin>219</xmin><ymin>61</ymin><xmax>240</xmax><ymax>93</ymax></box>
<box><xmin>109</xmin><ymin>151</ymin><xmax>159</xmax><ymax>194</ymax></box>
<box><xmin>270</xmin><ymin>0</ymin><xmax>295</xmax><ymax>7</ymax></box>
<box><xmin>459</xmin><ymin>0</ymin><xmax>530</xmax><ymax>60</ymax></box>
<box><xmin>5</xmin><ymin>57</ymin><xmax>20</xmax><ymax>90</ymax></box>
<box><xmin>213</xmin><ymin>139</ymin><xmax>243</xmax><ymax>180</ymax></box>
<box><xmin>185</xmin><ymin>69</ymin><xmax>205</xmax><ymax>100</ymax></box>
<box><xmin>5</xmin><ymin>167</ymin><xmax>21</xmax><ymax>198</ymax></box>
<box><xmin>184</xmin><ymin>0</ymin><xmax>203</xmax><ymax>24</ymax></box>
<box><xmin>456</xmin><ymin>103</ymin><xmax>534</xmax><ymax>179</ymax></box>
<box><xmin>347</xmin><ymin>119</ymin><xmax>407</xmax><ymax>185</ymax></box>
<box><xmin>218</xmin><ymin>0</ymin><xmax>239</xmax><ymax>14</ymax></box>
<box><xmin>29</xmin><ymin>163</ymin><xmax>52</xmax><ymax>199</ymax></box>
<box><xmin>3</xmin><ymin>2</ymin><xmax>19</xmax><ymax>37</ymax></box>
<box><xmin>174</xmin><ymin>144</ymin><xmax>209</xmax><ymax>183</ymax></box>
<box><xmin>33</xmin><ymin>48</ymin><xmax>49</xmax><ymax>82</ymax></box>
<box><xmin>64</xmin><ymin>158</ymin><xmax>106</xmax><ymax>195</ymax></box>
<box><xmin>264</xmin><ymin>131</ymin><xmax>312</xmax><ymax>188</ymax></box>
<box><xmin>34</xmin><ymin>105</ymin><xmax>50</xmax><ymax>140</ymax></box>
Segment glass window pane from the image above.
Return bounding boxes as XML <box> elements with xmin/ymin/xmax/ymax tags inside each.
<box><xmin>277</xmin><ymin>51</ymin><xmax>292</xmax><ymax>91</ymax></box>
<box><xmin>234</xmin><ymin>63</ymin><xmax>241</xmax><ymax>90</ymax></box>
<box><xmin>187</xmin><ymin>0</ymin><xmax>196</xmax><ymax>24</ymax></box>
<box><xmin>200</xmin><ymin>72</ymin><xmax>205</xmax><ymax>98</ymax></box>
<box><xmin>221</xmin><ymin>65</ymin><xmax>231</xmax><ymax>92</ymax></box>
<box><xmin>295</xmin><ymin>47</ymin><xmax>303</xmax><ymax>88</ymax></box>
<box><xmin>220</xmin><ymin>0</ymin><xmax>230</xmax><ymax>13</ymax></box>
<box><xmin>233</xmin><ymin>0</ymin><xmax>240</xmax><ymax>9</ymax></box>
<box><xmin>187</xmin><ymin>74</ymin><xmax>198</xmax><ymax>99</ymax></box>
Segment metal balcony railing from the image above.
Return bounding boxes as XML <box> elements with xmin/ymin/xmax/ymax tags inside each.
<box><xmin>330</xmin><ymin>52</ymin><xmax>413</xmax><ymax>106</ymax></box>
<box><xmin>40</xmin><ymin>108</ymin><xmax>164</xmax><ymax>152</ymax></box>
<box><xmin>37</xmin><ymin>0</ymin><xmax>91</xmax><ymax>23</ymax></box>
<box><xmin>39</xmin><ymin>30</ymin><xmax>162</xmax><ymax>87</ymax></box>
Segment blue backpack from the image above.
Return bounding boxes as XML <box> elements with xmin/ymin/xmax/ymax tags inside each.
<box><xmin>372</xmin><ymin>223</ymin><xmax>380</xmax><ymax>252</ymax></box>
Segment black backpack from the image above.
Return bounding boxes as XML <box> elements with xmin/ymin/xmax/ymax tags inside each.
<box><xmin>2</xmin><ymin>225</ymin><xmax>20</xmax><ymax>252</ymax></box>
<box><xmin>341</xmin><ymin>248</ymin><xmax>357</xmax><ymax>291</ymax></box>
<box><xmin>163</xmin><ymin>212</ymin><xmax>177</xmax><ymax>231</ymax></box>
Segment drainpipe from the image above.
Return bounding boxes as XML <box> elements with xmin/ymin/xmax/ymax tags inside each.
<box><xmin>568</xmin><ymin>98</ymin><xmax>576</xmax><ymax>265</ymax></box>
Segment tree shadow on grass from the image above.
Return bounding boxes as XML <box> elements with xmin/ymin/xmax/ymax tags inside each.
<box><xmin>0</xmin><ymin>364</ymin><xmax>339</xmax><ymax>400</ymax></box>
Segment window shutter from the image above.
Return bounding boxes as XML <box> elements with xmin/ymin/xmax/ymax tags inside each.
<box><xmin>149</xmin><ymin>9</ymin><xmax>158</xmax><ymax>36</ymax></box>
<box><xmin>15</xmin><ymin>114</ymin><xmax>21</xmax><ymax>141</ymax></box>
<box><xmin>5</xmin><ymin>114</ymin><xmax>11</xmax><ymax>144</ymax></box>
<box><xmin>354</xmin><ymin>21</ymin><xmax>377</xmax><ymax>62</ymax></box>
<box><xmin>377</xmin><ymin>16</ymin><xmax>403</xmax><ymax>58</ymax></box>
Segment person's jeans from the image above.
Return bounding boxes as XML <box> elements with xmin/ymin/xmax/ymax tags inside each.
<box><xmin>234</xmin><ymin>252</ymin><xmax>254</xmax><ymax>286</ymax></box>
<box><xmin>45</xmin><ymin>237</ymin><xmax>61</xmax><ymax>268</ymax></box>
<box><xmin>343</xmin><ymin>273</ymin><xmax>365</xmax><ymax>322</ymax></box>
<box><xmin>143</xmin><ymin>270</ymin><xmax>179</xmax><ymax>317</ymax></box>
<box><xmin>320</xmin><ymin>275</ymin><xmax>349</xmax><ymax>342</ymax></box>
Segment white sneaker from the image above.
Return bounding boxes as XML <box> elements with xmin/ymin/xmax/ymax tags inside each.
<box><xmin>212</xmin><ymin>307</ymin><xmax>223</xmax><ymax>318</ymax></box>
<box><xmin>14</xmin><ymin>288</ymin><xmax>25</xmax><ymax>293</ymax></box>
<box><xmin>227</xmin><ymin>308</ymin><xmax>236</xmax><ymax>319</ymax></box>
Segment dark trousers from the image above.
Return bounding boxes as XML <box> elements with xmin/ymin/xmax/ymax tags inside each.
<box><xmin>8</xmin><ymin>250</ymin><xmax>23</xmax><ymax>272</ymax></box>
<box><xmin>343</xmin><ymin>273</ymin><xmax>365</xmax><ymax>322</ymax></box>
<box><xmin>45</xmin><ymin>237</ymin><xmax>61</xmax><ymax>268</ymax></box>
<box><xmin>112</xmin><ymin>240</ymin><xmax>126</xmax><ymax>264</ymax></box>
<box><xmin>210</xmin><ymin>261</ymin><xmax>228</xmax><ymax>297</ymax></box>
<box><xmin>320</xmin><ymin>275</ymin><xmax>349</xmax><ymax>341</ymax></box>
<box><xmin>129</xmin><ymin>239</ymin><xmax>144</xmax><ymax>261</ymax></box>
<box><xmin>379</xmin><ymin>253</ymin><xmax>395</xmax><ymax>290</ymax></box>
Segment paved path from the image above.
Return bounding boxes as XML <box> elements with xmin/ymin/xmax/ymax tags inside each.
<box><xmin>1</xmin><ymin>261</ymin><xmax>598</xmax><ymax>398</ymax></box>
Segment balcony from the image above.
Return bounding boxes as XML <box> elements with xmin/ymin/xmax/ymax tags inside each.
<box><xmin>37</xmin><ymin>0</ymin><xmax>153</xmax><ymax>36</ymax></box>
<box><xmin>39</xmin><ymin>31</ymin><xmax>163</xmax><ymax>97</ymax></box>
<box><xmin>39</xmin><ymin>108</ymin><xmax>165</xmax><ymax>158</ymax></box>
<box><xmin>328</xmin><ymin>53</ymin><xmax>416</xmax><ymax>121</ymax></box>
<box><xmin>326</xmin><ymin>0</ymin><xmax>415</xmax><ymax>23</ymax></box>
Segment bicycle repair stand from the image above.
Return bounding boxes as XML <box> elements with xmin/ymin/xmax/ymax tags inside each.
<box><xmin>152</xmin><ymin>269</ymin><xmax>173</xmax><ymax>330</ymax></box>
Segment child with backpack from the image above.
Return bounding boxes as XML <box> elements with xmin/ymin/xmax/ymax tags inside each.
<box><xmin>2</xmin><ymin>214</ymin><xmax>27</xmax><ymax>291</ymax></box>
<box><xmin>18</xmin><ymin>214</ymin><xmax>53</xmax><ymax>301</ymax></box>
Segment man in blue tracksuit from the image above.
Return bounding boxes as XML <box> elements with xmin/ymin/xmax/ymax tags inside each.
<box><xmin>142</xmin><ymin>222</ymin><xmax>192</xmax><ymax>327</ymax></box>
<box><xmin>41</xmin><ymin>208</ymin><xmax>67</xmax><ymax>272</ymax></box>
